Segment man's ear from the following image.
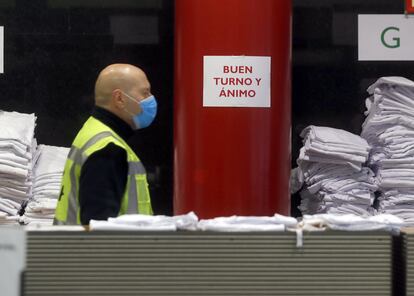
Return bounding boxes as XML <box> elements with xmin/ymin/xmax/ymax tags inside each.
<box><xmin>112</xmin><ymin>89</ymin><xmax>125</xmax><ymax>109</ymax></box>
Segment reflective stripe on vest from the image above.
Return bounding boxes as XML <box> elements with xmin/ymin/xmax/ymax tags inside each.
<box><xmin>68</xmin><ymin>132</ymin><xmax>114</xmax><ymax>224</ymax></box>
<box><xmin>54</xmin><ymin>127</ymin><xmax>151</xmax><ymax>225</ymax></box>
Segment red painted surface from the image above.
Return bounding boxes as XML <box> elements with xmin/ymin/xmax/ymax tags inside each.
<box><xmin>174</xmin><ymin>0</ymin><xmax>292</xmax><ymax>218</ymax></box>
<box><xmin>407</xmin><ymin>0</ymin><xmax>414</xmax><ymax>14</ymax></box>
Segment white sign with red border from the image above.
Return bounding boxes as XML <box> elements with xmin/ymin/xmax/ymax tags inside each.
<box><xmin>203</xmin><ymin>56</ymin><xmax>271</xmax><ymax>108</ymax></box>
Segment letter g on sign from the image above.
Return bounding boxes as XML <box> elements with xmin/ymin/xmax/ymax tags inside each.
<box><xmin>381</xmin><ymin>27</ymin><xmax>400</xmax><ymax>48</ymax></box>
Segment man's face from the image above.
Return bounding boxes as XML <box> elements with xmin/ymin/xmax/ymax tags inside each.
<box><xmin>124</xmin><ymin>77</ymin><xmax>152</xmax><ymax>115</ymax></box>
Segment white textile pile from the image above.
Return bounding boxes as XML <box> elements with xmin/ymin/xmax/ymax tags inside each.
<box><xmin>0</xmin><ymin>111</ymin><xmax>37</xmax><ymax>224</ymax></box>
<box><xmin>361</xmin><ymin>77</ymin><xmax>414</xmax><ymax>224</ymax></box>
<box><xmin>21</xmin><ymin>144</ymin><xmax>69</xmax><ymax>225</ymax></box>
<box><xmin>90</xmin><ymin>212</ymin><xmax>297</xmax><ymax>232</ymax></box>
<box><xmin>299</xmin><ymin>213</ymin><xmax>404</xmax><ymax>231</ymax></box>
<box><xmin>90</xmin><ymin>212</ymin><xmax>199</xmax><ymax>231</ymax></box>
<box><xmin>32</xmin><ymin>145</ymin><xmax>69</xmax><ymax>200</ymax></box>
<box><xmin>297</xmin><ymin>126</ymin><xmax>376</xmax><ymax>216</ymax></box>
<box><xmin>0</xmin><ymin>211</ymin><xmax>20</xmax><ymax>226</ymax></box>
<box><xmin>20</xmin><ymin>198</ymin><xmax>58</xmax><ymax>226</ymax></box>
<box><xmin>197</xmin><ymin>214</ymin><xmax>297</xmax><ymax>232</ymax></box>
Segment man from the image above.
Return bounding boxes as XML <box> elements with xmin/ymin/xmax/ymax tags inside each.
<box><xmin>54</xmin><ymin>64</ymin><xmax>156</xmax><ymax>225</ymax></box>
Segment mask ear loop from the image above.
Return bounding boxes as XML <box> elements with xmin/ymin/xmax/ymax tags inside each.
<box><xmin>121</xmin><ymin>91</ymin><xmax>140</xmax><ymax>104</ymax></box>
<box><xmin>121</xmin><ymin>91</ymin><xmax>141</xmax><ymax>117</ymax></box>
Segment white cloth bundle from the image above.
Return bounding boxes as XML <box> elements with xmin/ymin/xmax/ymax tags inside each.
<box><xmin>0</xmin><ymin>214</ymin><xmax>20</xmax><ymax>225</ymax></box>
<box><xmin>89</xmin><ymin>221</ymin><xmax>177</xmax><ymax>231</ymax></box>
<box><xmin>21</xmin><ymin>144</ymin><xmax>69</xmax><ymax>225</ymax></box>
<box><xmin>299</xmin><ymin>126</ymin><xmax>370</xmax><ymax>171</ymax></box>
<box><xmin>0</xmin><ymin>111</ymin><xmax>36</xmax><ymax>147</ymax></box>
<box><xmin>361</xmin><ymin>77</ymin><xmax>414</xmax><ymax>223</ymax></box>
<box><xmin>90</xmin><ymin>212</ymin><xmax>199</xmax><ymax>231</ymax></box>
<box><xmin>300</xmin><ymin>213</ymin><xmax>404</xmax><ymax>231</ymax></box>
<box><xmin>0</xmin><ymin>197</ymin><xmax>20</xmax><ymax>216</ymax></box>
<box><xmin>197</xmin><ymin>214</ymin><xmax>296</xmax><ymax>232</ymax></box>
<box><xmin>32</xmin><ymin>144</ymin><xmax>69</xmax><ymax>200</ymax></box>
<box><xmin>0</xmin><ymin>111</ymin><xmax>37</xmax><ymax>218</ymax></box>
<box><xmin>33</xmin><ymin>145</ymin><xmax>68</xmax><ymax>178</ymax></box>
<box><xmin>297</xmin><ymin>126</ymin><xmax>375</xmax><ymax>216</ymax></box>
<box><xmin>25</xmin><ymin>198</ymin><xmax>57</xmax><ymax>214</ymax></box>
<box><xmin>90</xmin><ymin>213</ymin><xmax>296</xmax><ymax>232</ymax></box>
<box><xmin>20</xmin><ymin>198</ymin><xmax>59</xmax><ymax>226</ymax></box>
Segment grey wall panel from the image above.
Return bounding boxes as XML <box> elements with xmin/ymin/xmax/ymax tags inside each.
<box><xmin>25</xmin><ymin>231</ymin><xmax>392</xmax><ymax>296</ymax></box>
<box><xmin>405</xmin><ymin>232</ymin><xmax>414</xmax><ymax>296</ymax></box>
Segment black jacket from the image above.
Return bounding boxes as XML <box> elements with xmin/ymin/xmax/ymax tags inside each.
<box><xmin>79</xmin><ymin>107</ymin><xmax>133</xmax><ymax>225</ymax></box>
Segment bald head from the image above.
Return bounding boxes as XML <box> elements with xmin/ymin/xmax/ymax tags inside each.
<box><xmin>95</xmin><ymin>64</ymin><xmax>149</xmax><ymax>106</ymax></box>
<box><xmin>94</xmin><ymin>63</ymin><xmax>152</xmax><ymax>128</ymax></box>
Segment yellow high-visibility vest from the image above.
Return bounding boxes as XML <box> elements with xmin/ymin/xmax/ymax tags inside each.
<box><xmin>54</xmin><ymin>116</ymin><xmax>153</xmax><ymax>225</ymax></box>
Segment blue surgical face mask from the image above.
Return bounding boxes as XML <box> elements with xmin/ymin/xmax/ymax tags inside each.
<box><xmin>123</xmin><ymin>92</ymin><xmax>158</xmax><ymax>130</ymax></box>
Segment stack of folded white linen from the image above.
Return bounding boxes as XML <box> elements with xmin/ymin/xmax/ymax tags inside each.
<box><xmin>20</xmin><ymin>144</ymin><xmax>69</xmax><ymax>225</ymax></box>
<box><xmin>197</xmin><ymin>214</ymin><xmax>297</xmax><ymax>232</ymax></box>
<box><xmin>297</xmin><ymin>125</ymin><xmax>376</xmax><ymax>216</ymax></box>
<box><xmin>0</xmin><ymin>111</ymin><xmax>37</xmax><ymax>223</ymax></box>
<box><xmin>361</xmin><ymin>76</ymin><xmax>414</xmax><ymax>224</ymax></box>
<box><xmin>89</xmin><ymin>212</ymin><xmax>199</xmax><ymax>231</ymax></box>
<box><xmin>0</xmin><ymin>211</ymin><xmax>20</xmax><ymax>226</ymax></box>
<box><xmin>21</xmin><ymin>198</ymin><xmax>58</xmax><ymax>225</ymax></box>
<box><xmin>299</xmin><ymin>213</ymin><xmax>404</xmax><ymax>232</ymax></box>
<box><xmin>90</xmin><ymin>213</ymin><xmax>298</xmax><ymax>232</ymax></box>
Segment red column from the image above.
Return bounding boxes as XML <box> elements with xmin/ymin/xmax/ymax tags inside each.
<box><xmin>174</xmin><ymin>0</ymin><xmax>291</xmax><ymax>218</ymax></box>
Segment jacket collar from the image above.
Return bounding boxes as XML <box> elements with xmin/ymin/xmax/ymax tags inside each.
<box><xmin>91</xmin><ymin>106</ymin><xmax>133</xmax><ymax>141</ymax></box>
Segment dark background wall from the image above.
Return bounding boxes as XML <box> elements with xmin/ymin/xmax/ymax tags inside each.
<box><xmin>0</xmin><ymin>0</ymin><xmax>174</xmax><ymax>215</ymax></box>
<box><xmin>0</xmin><ymin>0</ymin><xmax>411</xmax><ymax>217</ymax></box>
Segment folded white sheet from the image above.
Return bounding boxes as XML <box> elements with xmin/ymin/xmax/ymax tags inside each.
<box><xmin>301</xmin><ymin>213</ymin><xmax>404</xmax><ymax>231</ymax></box>
<box><xmin>0</xmin><ymin>111</ymin><xmax>36</xmax><ymax>147</ymax></box>
<box><xmin>108</xmin><ymin>212</ymin><xmax>199</xmax><ymax>231</ymax></box>
<box><xmin>367</xmin><ymin>76</ymin><xmax>414</xmax><ymax>94</ymax></box>
<box><xmin>33</xmin><ymin>145</ymin><xmax>69</xmax><ymax>177</ymax></box>
<box><xmin>197</xmin><ymin>222</ymin><xmax>285</xmax><ymax>232</ymax></box>
<box><xmin>89</xmin><ymin>220</ymin><xmax>177</xmax><ymax>231</ymax></box>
